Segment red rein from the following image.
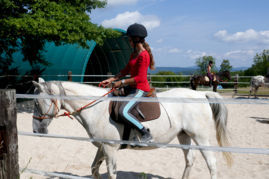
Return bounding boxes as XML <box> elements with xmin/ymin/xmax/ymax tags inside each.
<box><xmin>33</xmin><ymin>88</ymin><xmax>115</xmax><ymax>120</ymax></box>
<box><xmin>56</xmin><ymin>88</ymin><xmax>115</xmax><ymax>119</ymax></box>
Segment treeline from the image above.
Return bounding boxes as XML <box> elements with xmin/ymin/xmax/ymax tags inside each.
<box><xmin>150</xmin><ymin>71</ymin><xmax>189</xmax><ymax>88</ymax></box>
<box><xmin>151</xmin><ymin>49</ymin><xmax>269</xmax><ymax>88</ymax></box>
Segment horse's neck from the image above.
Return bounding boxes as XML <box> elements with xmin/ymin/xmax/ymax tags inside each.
<box><xmin>216</xmin><ymin>72</ymin><xmax>223</xmax><ymax>79</ymax></box>
<box><xmin>60</xmin><ymin>82</ymin><xmax>109</xmax><ymax>123</ymax></box>
<box><xmin>61</xmin><ymin>82</ymin><xmax>107</xmax><ymax>96</ymax></box>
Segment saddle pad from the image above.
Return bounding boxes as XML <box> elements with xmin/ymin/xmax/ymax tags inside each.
<box><xmin>205</xmin><ymin>76</ymin><xmax>216</xmax><ymax>82</ymax></box>
<box><xmin>109</xmin><ymin>89</ymin><xmax>161</xmax><ymax>123</ymax></box>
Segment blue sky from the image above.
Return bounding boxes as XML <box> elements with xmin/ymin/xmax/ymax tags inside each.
<box><xmin>91</xmin><ymin>0</ymin><xmax>269</xmax><ymax>68</ymax></box>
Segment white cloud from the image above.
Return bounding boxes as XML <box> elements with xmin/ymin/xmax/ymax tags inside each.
<box><xmin>107</xmin><ymin>0</ymin><xmax>138</xmax><ymax>6</ymax></box>
<box><xmin>186</xmin><ymin>50</ymin><xmax>207</xmax><ymax>59</ymax></box>
<box><xmin>168</xmin><ymin>48</ymin><xmax>181</xmax><ymax>53</ymax></box>
<box><xmin>214</xmin><ymin>29</ymin><xmax>269</xmax><ymax>44</ymax></box>
<box><xmin>224</xmin><ymin>49</ymin><xmax>256</xmax><ymax>59</ymax></box>
<box><xmin>101</xmin><ymin>11</ymin><xmax>160</xmax><ymax>30</ymax></box>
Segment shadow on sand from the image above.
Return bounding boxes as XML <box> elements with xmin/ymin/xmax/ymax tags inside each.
<box><xmin>47</xmin><ymin>171</ymin><xmax>173</xmax><ymax>179</ymax></box>
<box><xmin>250</xmin><ymin>116</ymin><xmax>269</xmax><ymax>124</ymax></box>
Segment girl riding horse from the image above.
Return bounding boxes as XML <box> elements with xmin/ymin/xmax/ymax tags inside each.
<box><xmin>99</xmin><ymin>23</ymin><xmax>155</xmax><ymax>142</ymax></box>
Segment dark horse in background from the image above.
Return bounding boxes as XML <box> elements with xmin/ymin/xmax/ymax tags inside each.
<box><xmin>190</xmin><ymin>70</ymin><xmax>231</xmax><ymax>92</ymax></box>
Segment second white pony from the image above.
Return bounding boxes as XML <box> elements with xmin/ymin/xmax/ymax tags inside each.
<box><xmin>249</xmin><ymin>75</ymin><xmax>269</xmax><ymax>98</ymax></box>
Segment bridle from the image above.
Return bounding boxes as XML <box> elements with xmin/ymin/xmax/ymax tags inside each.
<box><xmin>33</xmin><ymin>96</ymin><xmax>60</xmax><ymax>120</ymax></box>
<box><xmin>33</xmin><ymin>82</ymin><xmax>61</xmax><ymax>120</ymax></box>
<box><xmin>33</xmin><ymin>82</ymin><xmax>115</xmax><ymax>120</ymax></box>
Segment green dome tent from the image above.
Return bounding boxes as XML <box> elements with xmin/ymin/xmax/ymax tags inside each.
<box><xmin>11</xmin><ymin>29</ymin><xmax>132</xmax><ymax>83</ymax></box>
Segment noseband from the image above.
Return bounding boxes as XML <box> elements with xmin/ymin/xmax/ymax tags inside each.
<box><xmin>33</xmin><ymin>99</ymin><xmax>60</xmax><ymax>120</ymax></box>
<box><xmin>33</xmin><ymin>82</ymin><xmax>62</xmax><ymax>120</ymax></box>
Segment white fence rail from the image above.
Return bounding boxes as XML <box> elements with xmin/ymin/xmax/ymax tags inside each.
<box><xmin>16</xmin><ymin>94</ymin><xmax>269</xmax><ymax>105</ymax></box>
<box><xmin>18</xmin><ymin>131</ymin><xmax>269</xmax><ymax>155</ymax></box>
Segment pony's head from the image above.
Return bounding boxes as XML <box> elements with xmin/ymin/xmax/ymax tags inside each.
<box><xmin>221</xmin><ymin>70</ymin><xmax>231</xmax><ymax>80</ymax></box>
<box><xmin>32</xmin><ymin>78</ymin><xmax>62</xmax><ymax>134</ymax></box>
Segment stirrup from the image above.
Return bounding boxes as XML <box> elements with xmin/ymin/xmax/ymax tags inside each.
<box><xmin>133</xmin><ymin>128</ymin><xmax>153</xmax><ymax>143</ymax></box>
<box><xmin>132</xmin><ymin>135</ymin><xmax>153</xmax><ymax>143</ymax></box>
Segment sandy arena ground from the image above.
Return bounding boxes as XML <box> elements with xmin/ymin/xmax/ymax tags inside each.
<box><xmin>18</xmin><ymin>95</ymin><xmax>269</xmax><ymax>179</ymax></box>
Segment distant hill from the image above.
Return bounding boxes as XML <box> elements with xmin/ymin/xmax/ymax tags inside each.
<box><xmin>232</xmin><ymin>67</ymin><xmax>249</xmax><ymax>71</ymax></box>
<box><xmin>149</xmin><ymin>66</ymin><xmax>249</xmax><ymax>75</ymax></box>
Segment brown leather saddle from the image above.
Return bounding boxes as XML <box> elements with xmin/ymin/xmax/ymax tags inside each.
<box><xmin>109</xmin><ymin>88</ymin><xmax>161</xmax><ymax>123</ymax></box>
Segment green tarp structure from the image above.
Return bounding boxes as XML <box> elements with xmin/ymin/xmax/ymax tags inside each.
<box><xmin>10</xmin><ymin>29</ymin><xmax>132</xmax><ymax>83</ymax></box>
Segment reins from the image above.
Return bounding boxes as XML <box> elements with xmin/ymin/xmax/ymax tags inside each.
<box><xmin>56</xmin><ymin>88</ymin><xmax>115</xmax><ymax>119</ymax></box>
<box><xmin>33</xmin><ymin>88</ymin><xmax>115</xmax><ymax>120</ymax></box>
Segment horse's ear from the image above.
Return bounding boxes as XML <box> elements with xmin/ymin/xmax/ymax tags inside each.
<box><xmin>38</xmin><ymin>77</ymin><xmax>45</xmax><ymax>83</ymax></box>
<box><xmin>32</xmin><ymin>81</ymin><xmax>44</xmax><ymax>91</ymax></box>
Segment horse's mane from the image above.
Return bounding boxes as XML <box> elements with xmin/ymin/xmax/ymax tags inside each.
<box><xmin>48</xmin><ymin>81</ymin><xmax>107</xmax><ymax>96</ymax></box>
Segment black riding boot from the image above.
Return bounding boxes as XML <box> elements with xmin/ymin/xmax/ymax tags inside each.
<box><xmin>138</xmin><ymin>127</ymin><xmax>152</xmax><ymax>142</ymax></box>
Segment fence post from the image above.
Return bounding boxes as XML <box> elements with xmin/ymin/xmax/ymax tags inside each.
<box><xmin>233</xmin><ymin>74</ymin><xmax>238</xmax><ymax>97</ymax></box>
<box><xmin>0</xmin><ymin>89</ymin><xmax>19</xmax><ymax>178</ymax></box>
<box><xmin>68</xmin><ymin>71</ymin><xmax>72</xmax><ymax>81</ymax></box>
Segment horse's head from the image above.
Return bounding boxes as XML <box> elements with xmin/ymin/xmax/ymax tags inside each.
<box><xmin>220</xmin><ymin>70</ymin><xmax>231</xmax><ymax>80</ymax></box>
<box><xmin>32</xmin><ymin>78</ymin><xmax>62</xmax><ymax>134</ymax></box>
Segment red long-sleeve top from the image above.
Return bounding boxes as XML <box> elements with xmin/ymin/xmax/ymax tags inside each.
<box><xmin>120</xmin><ymin>50</ymin><xmax>150</xmax><ymax>92</ymax></box>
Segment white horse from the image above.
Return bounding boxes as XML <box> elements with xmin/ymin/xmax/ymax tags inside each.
<box><xmin>249</xmin><ymin>75</ymin><xmax>269</xmax><ymax>98</ymax></box>
<box><xmin>32</xmin><ymin>78</ymin><xmax>232</xmax><ymax>179</ymax></box>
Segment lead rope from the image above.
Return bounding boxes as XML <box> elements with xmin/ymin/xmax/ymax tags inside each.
<box><xmin>56</xmin><ymin>88</ymin><xmax>115</xmax><ymax>119</ymax></box>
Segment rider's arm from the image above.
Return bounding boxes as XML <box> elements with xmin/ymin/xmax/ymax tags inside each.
<box><xmin>99</xmin><ymin>61</ymin><xmax>131</xmax><ymax>87</ymax></box>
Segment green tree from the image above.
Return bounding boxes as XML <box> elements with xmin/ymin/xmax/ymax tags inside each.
<box><xmin>151</xmin><ymin>71</ymin><xmax>183</xmax><ymax>88</ymax></box>
<box><xmin>0</xmin><ymin>0</ymin><xmax>119</xmax><ymax>67</ymax></box>
<box><xmin>0</xmin><ymin>0</ymin><xmax>120</xmax><ymax>90</ymax></box>
<box><xmin>244</xmin><ymin>49</ymin><xmax>269</xmax><ymax>76</ymax></box>
<box><xmin>195</xmin><ymin>56</ymin><xmax>217</xmax><ymax>74</ymax></box>
<box><xmin>220</xmin><ymin>59</ymin><xmax>232</xmax><ymax>72</ymax></box>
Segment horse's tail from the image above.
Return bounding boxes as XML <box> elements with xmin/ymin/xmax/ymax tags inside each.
<box><xmin>205</xmin><ymin>92</ymin><xmax>233</xmax><ymax>166</ymax></box>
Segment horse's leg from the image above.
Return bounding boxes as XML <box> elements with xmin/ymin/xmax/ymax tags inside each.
<box><xmin>178</xmin><ymin>132</ymin><xmax>195</xmax><ymax>179</ymax></box>
<box><xmin>193</xmin><ymin>134</ymin><xmax>217</xmax><ymax>179</ymax></box>
<box><xmin>213</xmin><ymin>85</ymin><xmax>217</xmax><ymax>92</ymax></box>
<box><xmin>254</xmin><ymin>86</ymin><xmax>259</xmax><ymax>98</ymax></box>
<box><xmin>91</xmin><ymin>146</ymin><xmax>105</xmax><ymax>179</ymax></box>
<box><xmin>103</xmin><ymin>144</ymin><xmax>118</xmax><ymax>179</ymax></box>
<box><xmin>248</xmin><ymin>87</ymin><xmax>253</xmax><ymax>98</ymax></box>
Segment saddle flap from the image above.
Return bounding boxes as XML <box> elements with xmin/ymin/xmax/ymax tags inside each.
<box><xmin>109</xmin><ymin>88</ymin><xmax>161</xmax><ymax>123</ymax></box>
<box><xmin>133</xmin><ymin>89</ymin><xmax>160</xmax><ymax>121</ymax></box>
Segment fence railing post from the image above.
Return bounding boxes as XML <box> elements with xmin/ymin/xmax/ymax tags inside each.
<box><xmin>0</xmin><ymin>89</ymin><xmax>19</xmax><ymax>178</ymax></box>
<box><xmin>233</xmin><ymin>74</ymin><xmax>239</xmax><ymax>97</ymax></box>
<box><xmin>68</xmin><ymin>71</ymin><xmax>72</xmax><ymax>81</ymax></box>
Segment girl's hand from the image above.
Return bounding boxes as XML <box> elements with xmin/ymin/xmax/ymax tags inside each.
<box><xmin>112</xmin><ymin>80</ymin><xmax>122</xmax><ymax>88</ymax></box>
<box><xmin>99</xmin><ymin>79</ymin><xmax>113</xmax><ymax>88</ymax></box>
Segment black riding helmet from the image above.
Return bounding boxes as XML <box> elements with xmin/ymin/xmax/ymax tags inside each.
<box><xmin>127</xmin><ymin>23</ymin><xmax>147</xmax><ymax>38</ymax></box>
